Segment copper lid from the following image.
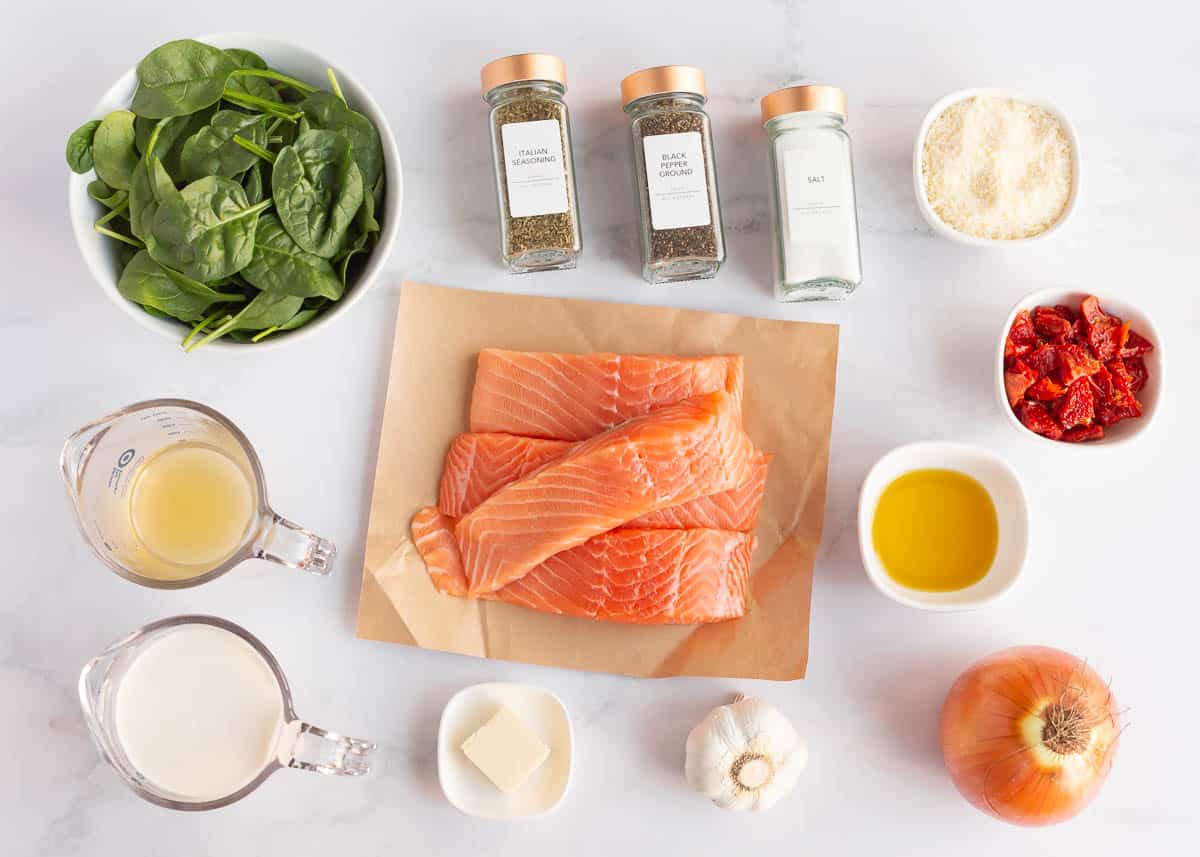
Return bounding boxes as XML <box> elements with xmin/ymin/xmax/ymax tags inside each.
<box><xmin>481</xmin><ymin>53</ymin><xmax>566</xmax><ymax>98</ymax></box>
<box><xmin>620</xmin><ymin>66</ymin><xmax>707</xmax><ymax>106</ymax></box>
<box><xmin>760</xmin><ymin>85</ymin><xmax>847</xmax><ymax>123</ymax></box>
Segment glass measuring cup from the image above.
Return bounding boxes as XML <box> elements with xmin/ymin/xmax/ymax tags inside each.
<box><xmin>79</xmin><ymin>615</ymin><xmax>374</xmax><ymax>810</ymax></box>
<box><xmin>60</xmin><ymin>398</ymin><xmax>334</xmax><ymax>588</ymax></box>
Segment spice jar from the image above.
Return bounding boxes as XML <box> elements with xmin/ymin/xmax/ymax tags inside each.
<box><xmin>761</xmin><ymin>85</ymin><xmax>862</xmax><ymax>301</ymax></box>
<box><xmin>482</xmin><ymin>53</ymin><xmax>582</xmax><ymax>273</ymax></box>
<box><xmin>621</xmin><ymin>66</ymin><xmax>725</xmax><ymax>284</ymax></box>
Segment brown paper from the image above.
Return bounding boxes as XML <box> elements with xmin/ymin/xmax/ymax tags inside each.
<box><xmin>356</xmin><ymin>283</ymin><xmax>839</xmax><ymax>680</ymax></box>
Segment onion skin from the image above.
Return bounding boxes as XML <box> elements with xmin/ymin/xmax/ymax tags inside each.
<box><xmin>940</xmin><ymin>645</ymin><xmax>1120</xmax><ymax>827</ymax></box>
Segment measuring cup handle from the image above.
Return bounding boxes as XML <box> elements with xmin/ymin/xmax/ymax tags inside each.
<box><xmin>283</xmin><ymin>721</ymin><xmax>375</xmax><ymax>776</ymax></box>
<box><xmin>255</xmin><ymin>514</ymin><xmax>336</xmax><ymax>575</ymax></box>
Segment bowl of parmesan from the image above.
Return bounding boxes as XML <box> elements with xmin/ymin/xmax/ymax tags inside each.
<box><xmin>914</xmin><ymin>89</ymin><xmax>1079</xmax><ymax>245</ymax></box>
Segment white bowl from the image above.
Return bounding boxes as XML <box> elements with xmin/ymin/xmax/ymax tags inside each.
<box><xmin>913</xmin><ymin>87</ymin><xmax>1080</xmax><ymax>246</ymax></box>
<box><xmin>67</xmin><ymin>33</ymin><xmax>402</xmax><ymax>351</ymax></box>
<box><xmin>437</xmin><ymin>682</ymin><xmax>573</xmax><ymax>819</ymax></box>
<box><xmin>858</xmin><ymin>442</ymin><xmax>1029</xmax><ymax>611</ymax></box>
<box><xmin>995</xmin><ymin>288</ymin><xmax>1164</xmax><ymax>448</ymax></box>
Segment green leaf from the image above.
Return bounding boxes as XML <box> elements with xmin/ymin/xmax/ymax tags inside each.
<box><xmin>241</xmin><ymin>213</ymin><xmax>344</xmax><ymax>300</ymax></box>
<box><xmin>130</xmin><ymin>153</ymin><xmax>179</xmax><ymax>243</ymax></box>
<box><xmin>131</xmin><ymin>39</ymin><xmax>237</xmax><ymax>119</ymax></box>
<box><xmin>179</xmin><ymin>111</ymin><xmax>269</xmax><ymax>182</ymax></box>
<box><xmin>242</xmin><ymin>161</ymin><xmax>265</xmax><ymax>204</ymax></box>
<box><xmin>223</xmin><ymin>48</ymin><xmax>281</xmax><ymax>104</ymax></box>
<box><xmin>148</xmin><ymin>175</ymin><xmax>271</xmax><ymax>282</ymax></box>
<box><xmin>298</xmin><ymin>91</ymin><xmax>384</xmax><ymax>188</ymax></box>
<box><xmin>92</xmin><ymin>110</ymin><xmax>139</xmax><ymax>191</ymax></box>
<box><xmin>185</xmin><ymin>288</ymin><xmax>304</xmax><ymax>350</ymax></box>
<box><xmin>272</xmin><ymin>129</ymin><xmax>364</xmax><ymax>258</ymax></box>
<box><xmin>66</xmin><ymin>119</ymin><xmax>102</xmax><ymax>173</ymax></box>
<box><xmin>117</xmin><ymin>250</ymin><xmax>246</xmax><ymax>322</ymax></box>
<box><xmin>88</xmin><ymin>179</ymin><xmax>129</xmax><ymax>212</ymax></box>
<box><xmin>135</xmin><ymin>106</ymin><xmax>216</xmax><ymax>176</ymax></box>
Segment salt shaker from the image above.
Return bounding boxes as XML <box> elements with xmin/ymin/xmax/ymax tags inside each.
<box><xmin>761</xmin><ymin>85</ymin><xmax>862</xmax><ymax>301</ymax></box>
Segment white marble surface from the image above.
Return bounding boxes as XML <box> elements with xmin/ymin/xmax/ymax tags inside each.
<box><xmin>3</xmin><ymin>1</ymin><xmax>1198</xmax><ymax>854</ymax></box>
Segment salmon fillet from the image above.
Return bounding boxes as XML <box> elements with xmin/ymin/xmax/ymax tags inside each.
<box><xmin>469</xmin><ymin>349</ymin><xmax>744</xmax><ymax>441</ymax></box>
<box><xmin>412</xmin><ymin>508</ymin><xmax>752</xmax><ymax>624</ymax></box>
<box><xmin>456</xmin><ymin>391</ymin><xmax>756</xmax><ymax>594</ymax></box>
<box><xmin>439</xmin><ymin>432</ymin><xmax>770</xmax><ymax>531</ymax></box>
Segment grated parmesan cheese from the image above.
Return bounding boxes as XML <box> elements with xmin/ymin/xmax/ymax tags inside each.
<box><xmin>921</xmin><ymin>96</ymin><xmax>1073</xmax><ymax>240</ymax></box>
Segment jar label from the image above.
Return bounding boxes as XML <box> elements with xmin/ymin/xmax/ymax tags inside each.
<box><xmin>643</xmin><ymin>131</ymin><xmax>711</xmax><ymax>230</ymax></box>
<box><xmin>781</xmin><ymin>146</ymin><xmax>853</xmax><ymax>245</ymax></box>
<box><xmin>501</xmin><ymin>119</ymin><xmax>569</xmax><ymax>218</ymax></box>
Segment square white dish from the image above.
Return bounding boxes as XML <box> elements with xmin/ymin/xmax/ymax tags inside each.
<box><xmin>437</xmin><ymin>682</ymin><xmax>572</xmax><ymax>818</ymax></box>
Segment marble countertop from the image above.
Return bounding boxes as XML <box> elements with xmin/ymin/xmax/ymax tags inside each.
<box><xmin>3</xmin><ymin>0</ymin><xmax>1197</xmax><ymax>854</ymax></box>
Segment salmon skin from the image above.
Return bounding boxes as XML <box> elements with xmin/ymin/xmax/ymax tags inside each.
<box><xmin>413</xmin><ymin>508</ymin><xmax>753</xmax><ymax>625</ymax></box>
<box><xmin>469</xmin><ymin>349</ymin><xmax>744</xmax><ymax>441</ymax></box>
<box><xmin>439</xmin><ymin>432</ymin><xmax>770</xmax><ymax>532</ymax></box>
<box><xmin>455</xmin><ymin>392</ymin><xmax>755</xmax><ymax>595</ymax></box>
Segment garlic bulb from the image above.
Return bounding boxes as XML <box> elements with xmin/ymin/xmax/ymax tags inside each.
<box><xmin>684</xmin><ymin>694</ymin><xmax>807</xmax><ymax>812</ymax></box>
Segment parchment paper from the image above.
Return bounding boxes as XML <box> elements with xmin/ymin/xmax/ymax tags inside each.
<box><xmin>356</xmin><ymin>283</ymin><xmax>839</xmax><ymax>680</ymax></box>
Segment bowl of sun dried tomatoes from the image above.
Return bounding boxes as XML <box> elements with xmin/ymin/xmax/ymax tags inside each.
<box><xmin>997</xmin><ymin>289</ymin><xmax>1162</xmax><ymax>446</ymax></box>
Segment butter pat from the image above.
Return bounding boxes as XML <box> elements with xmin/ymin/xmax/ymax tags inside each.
<box><xmin>461</xmin><ymin>706</ymin><xmax>550</xmax><ymax>794</ymax></box>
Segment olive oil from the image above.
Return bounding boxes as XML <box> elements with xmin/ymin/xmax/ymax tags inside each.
<box><xmin>871</xmin><ymin>468</ymin><xmax>998</xmax><ymax>592</ymax></box>
<box><xmin>128</xmin><ymin>443</ymin><xmax>256</xmax><ymax>578</ymax></box>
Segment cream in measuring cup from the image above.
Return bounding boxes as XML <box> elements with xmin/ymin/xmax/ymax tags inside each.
<box><xmin>60</xmin><ymin>398</ymin><xmax>334</xmax><ymax>587</ymax></box>
<box><xmin>80</xmin><ymin>615</ymin><xmax>374</xmax><ymax>810</ymax></box>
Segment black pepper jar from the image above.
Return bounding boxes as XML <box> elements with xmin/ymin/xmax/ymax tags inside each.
<box><xmin>482</xmin><ymin>53</ymin><xmax>582</xmax><ymax>273</ymax></box>
<box><xmin>620</xmin><ymin>66</ymin><xmax>725</xmax><ymax>284</ymax></box>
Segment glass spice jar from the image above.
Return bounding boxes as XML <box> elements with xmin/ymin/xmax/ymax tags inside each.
<box><xmin>482</xmin><ymin>53</ymin><xmax>582</xmax><ymax>273</ymax></box>
<box><xmin>620</xmin><ymin>66</ymin><xmax>725</xmax><ymax>284</ymax></box>
<box><xmin>761</xmin><ymin>85</ymin><xmax>862</xmax><ymax>301</ymax></box>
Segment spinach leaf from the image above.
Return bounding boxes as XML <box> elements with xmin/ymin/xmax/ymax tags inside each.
<box><xmin>272</xmin><ymin>129</ymin><xmax>363</xmax><ymax>258</ymax></box>
<box><xmin>179</xmin><ymin>111</ymin><xmax>269</xmax><ymax>182</ymax></box>
<box><xmin>223</xmin><ymin>48</ymin><xmax>281</xmax><ymax>105</ymax></box>
<box><xmin>249</xmin><ymin>300</ymin><xmax>327</xmax><ymax>342</ymax></box>
<box><xmin>185</xmin><ymin>288</ymin><xmax>304</xmax><ymax>350</ymax></box>
<box><xmin>298</xmin><ymin>91</ymin><xmax>384</xmax><ymax>188</ymax></box>
<box><xmin>135</xmin><ymin>106</ymin><xmax>216</xmax><ymax>176</ymax></box>
<box><xmin>66</xmin><ymin>119</ymin><xmax>102</xmax><ymax>173</ymax></box>
<box><xmin>92</xmin><ymin>110</ymin><xmax>139</xmax><ymax>191</ymax></box>
<box><xmin>88</xmin><ymin>179</ymin><xmax>129</xmax><ymax>212</ymax></box>
<box><xmin>336</xmin><ymin>230</ymin><xmax>371</xmax><ymax>286</ymax></box>
<box><xmin>149</xmin><ymin>175</ymin><xmax>271</xmax><ymax>282</ymax></box>
<box><xmin>117</xmin><ymin>250</ymin><xmax>245</xmax><ymax>322</ymax></box>
<box><xmin>241</xmin><ymin>213</ymin><xmax>344</xmax><ymax>300</ymax></box>
<box><xmin>130</xmin><ymin>152</ymin><xmax>179</xmax><ymax>243</ymax></box>
<box><xmin>242</xmin><ymin>161</ymin><xmax>265</xmax><ymax>204</ymax></box>
<box><xmin>131</xmin><ymin>39</ymin><xmax>237</xmax><ymax>119</ymax></box>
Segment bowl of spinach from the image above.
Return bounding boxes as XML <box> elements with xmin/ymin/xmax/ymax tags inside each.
<box><xmin>67</xmin><ymin>34</ymin><xmax>401</xmax><ymax>350</ymax></box>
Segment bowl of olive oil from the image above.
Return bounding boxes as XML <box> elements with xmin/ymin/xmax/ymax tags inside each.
<box><xmin>857</xmin><ymin>442</ymin><xmax>1029</xmax><ymax>611</ymax></box>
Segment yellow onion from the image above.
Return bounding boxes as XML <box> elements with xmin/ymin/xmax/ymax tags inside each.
<box><xmin>940</xmin><ymin>645</ymin><xmax>1120</xmax><ymax>826</ymax></box>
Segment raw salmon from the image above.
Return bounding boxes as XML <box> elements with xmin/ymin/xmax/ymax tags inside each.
<box><xmin>456</xmin><ymin>392</ymin><xmax>756</xmax><ymax>594</ymax></box>
<box><xmin>469</xmin><ymin>349</ymin><xmax>744</xmax><ymax>441</ymax></box>
<box><xmin>439</xmin><ymin>432</ymin><xmax>770</xmax><ymax>531</ymax></box>
<box><xmin>412</xmin><ymin>507</ymin><xmax>752</xmax><ymax>624</ymax></box>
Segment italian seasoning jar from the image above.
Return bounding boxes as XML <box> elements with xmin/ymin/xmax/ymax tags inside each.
<box><xmin>482</xmin><ymin>53</ymin><xmax>582</xmax><ymax>273</ymax></box>
<box><xmin>620</xmin><ymin>66</ymin><xmax>725</xmax><ymax>284</ymax></box>
<box><xmin>761</xmin><ymin>85</ymin><xmax>862</xmax><ymax>301</ymax></box>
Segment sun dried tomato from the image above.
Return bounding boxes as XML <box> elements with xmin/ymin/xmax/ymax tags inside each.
<box><xmin>1120</xmin><ymin>330</ymin><xmax>1154</xmax><ymax>358</ymax></box>
<box><xmin>1008</xmin><ymin>309</ymin><xmax>1040</xmax><ymax>346</ymax></box>
<box><xmin>1027</xmin><ymin>376</ymin><xmax>1066</xmax><ymax>401</ymax></box>
<box><xmin>1054</xmin><ymin>378</ymin><xmax>1095</xmax><ymax>428</ymax></box>
<box><xmin>1015</xmin><ymin>400</ymin><xmax>1064</xmax><ymax>439</ymax></box>
<box><xmin>1063</xmin><ymin>425</ymin><xmax>1104</xmax><ymax>443</ymax></box>
<box><xmin>1004</xmin><ymin>360</ymin><xmax>1040</xmax><ymax>406</ymax></box>
<box><xmin>1058</xmin><ymin>344</ymin><xmax>1102</xmax><ymax>384</ymax></box>
<box><xmin>1025</xmin><ymin>344</ymin><xmax>1059</xmax><ymax>378</ymax></box>
<box><xmin>1088</xmin><ymin>318</ymin><xmax>1130</xmax><ymax>361</ymax></box>
<box><xmin>1124</xmin><ymin>356</ymin><xmax>1149</xmax><ymax>393</ymax></box>
<box><xmin>1080</xmin><ymin>295</ymin><xmax>1108</xmax><ymax>326</ymax></box>
<box><xmin>1072</xmin><ymin>318</ymin><xmax>1088</xmax><ymax>342</ymax></box>
<box><xmin>1034</xmin><ymin>306</ymin><xmax>1074</xmax><ymax>343</ymax></box>
<box><xmin>1054</xmin><ymin>304</ymin><xmax>1077</xmax><ymax>322</ymax></box>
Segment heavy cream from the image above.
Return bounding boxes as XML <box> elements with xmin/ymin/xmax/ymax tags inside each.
<box><xmin>114</xmin><ymin>624</ymin><xmax>285</xmax><ymax>801</ymax></box>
